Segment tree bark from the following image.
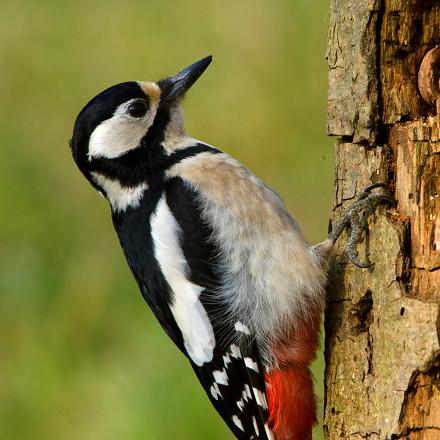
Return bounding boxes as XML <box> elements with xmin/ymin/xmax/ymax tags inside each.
<box><xmin>324</xmin><ymin>1</ymin><xmax>440</xmax><ymax>439</ymax></box>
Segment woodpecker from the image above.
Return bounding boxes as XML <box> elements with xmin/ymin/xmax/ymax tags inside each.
<box><xmin>71</xmin><ymin>56</ymin><xmax>393</xmax><ymax>440</ymax></box>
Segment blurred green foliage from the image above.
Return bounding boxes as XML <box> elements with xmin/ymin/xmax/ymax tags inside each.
<box><xmin>0</xmin><ymin>0</ymin><xmax>333</xmax><ymax>438</ymax></box>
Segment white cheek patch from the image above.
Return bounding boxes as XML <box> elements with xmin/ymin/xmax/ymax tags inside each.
<box><xmin>150</xmin><ymin>195</ymin><xmax>215</xmax><ymax>366</ymax></box>
<box><xmin>88</xmin><ymin>98</ymin><xmax>158</xmax><ymax>160</ymax></box>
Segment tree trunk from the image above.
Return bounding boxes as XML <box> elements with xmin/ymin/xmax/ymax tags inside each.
<box><xmin>324</xmin><ymin>1</ymin><xmax>440</xmax><ymax>439</ymax></box>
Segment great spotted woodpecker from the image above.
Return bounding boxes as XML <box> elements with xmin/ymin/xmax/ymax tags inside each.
<box><xmin>71</xmin><ymin>56</ymin><xmax>393</xmax><ymax>439</ymax></box>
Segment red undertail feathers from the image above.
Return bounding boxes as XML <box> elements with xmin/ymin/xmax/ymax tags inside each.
<box><xmin>265</xmin><ymin>312</ymin><xmax>321</xmax><ymax>440</ymax></box>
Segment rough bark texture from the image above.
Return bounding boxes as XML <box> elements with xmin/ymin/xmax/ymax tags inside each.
<box><xmin>327</xmin><ymin>0</ymin><xmax>381</xmax><ymax>144</ymax></box>
<box><xmin>324</xmin><ymin>1</ymin><xmax>440</xmax><ymax>439</ymax></box>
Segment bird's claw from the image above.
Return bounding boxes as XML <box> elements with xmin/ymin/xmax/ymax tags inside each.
<box><xmin>346</xmin><ymin>185</ymin><xmax>395</xmax><ymax>268</ymax></box>
<box><xmin>357</xmin><ymin>183</ymin><xmax>397</xmax><ymax>207</ymax></box>
<box><xmin>329</xmin><ymin>184</ymin><xmax>396</xmax><ymax>268</ymax></box>
<box><xmin>345</xmin><ymin>211</ymin><xmax>373</xmax><ymax>268</ymax></box>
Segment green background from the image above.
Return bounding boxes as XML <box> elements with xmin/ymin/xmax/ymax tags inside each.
<box><xmin>0</xmin><ymin>1</ymin><xmax>333</xmax><ymax>438</ymax></box>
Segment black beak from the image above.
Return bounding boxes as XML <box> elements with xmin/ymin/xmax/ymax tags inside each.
<box><xmin>161</xmin><ymin>55</ymin><xmax>212</xmax><ymax>101</ymax></box>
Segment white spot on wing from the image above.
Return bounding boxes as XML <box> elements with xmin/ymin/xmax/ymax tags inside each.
<box><xmin>223</xmin><ymin>353</ymin><xmax>231</xmax><ymax>367</ymax></box>
<box><xmin>244</xmin><ymin>357</ymin><xmax>259</xmax><ymax>373</ymax></box>
<box><xmin>243</xmin><ymin>384</ymin><xmax>252</xmax><ymax>401</ymax></box>
<box><xmin>265</xmin><ymin>424</ymin><xmax>275</xmax><ymax>440</ymax></box>
<box><xmin>235</xmin><ymin>321</ymin><xmax>251</xmax><ymax>335</ymax></box>
<box><xmin>230</xmin><ymin>344</ymin><xmax>241</xmax><ymax>359</ymax></box>
<box><xmin>252</xmin><ymin>416</ymin><xmax>259</xmax><ymax>436</ymax></box>
<box><xmin>252</xmin><ymin>387</ymin><xmax>268</xmax><ymax>409</ymax></box>
<box><xmin>246</xmin><ymin>384</ymin><xmax>252</xmax><ymax>399</ymax></box>
<box><xmin>213</xmin><ymin>369</ymin><xmax>228</xmax><ymax>386</ymax></box>
<box><xmin>237</xmin><ymin>398</ymin><xmax>245</xmax><ymax>411</ymax></box>
<box><xmin>232</xmin><ymin>415</ymin><xmax>244</xmax><ymax>432</ymax></box>
<box><xmin>210</xmin><ymin>382</ymin><xmax>221</xmax><ymax>400</ymax></box>
<box><xmin>151</xmin><ymin>195</ymin><xmax>215</xmax><ymax>366</ymax></box>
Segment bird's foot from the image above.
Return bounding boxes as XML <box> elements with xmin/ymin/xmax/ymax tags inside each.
<box><xmin>329</xmin><ymin>183</ymin><xmax>396</xmax><ymax>268</ymax></box>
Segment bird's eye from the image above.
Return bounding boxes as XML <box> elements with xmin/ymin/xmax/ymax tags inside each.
<box><xmin>126</xmin><ymin>100</ymin><xmax>148</xmax><ymax>118</ymax></box>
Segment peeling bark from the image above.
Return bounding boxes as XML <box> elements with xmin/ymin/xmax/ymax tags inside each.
<box><xmin>324</xmin><ymin>1</ymin><xmax>440</xmax><ymax>439</ymax></box>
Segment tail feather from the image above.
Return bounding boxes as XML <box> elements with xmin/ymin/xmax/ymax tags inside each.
<box><xmin>265</xmin><ymin>313</ymin><xmax>321</xmax><ymax>440</ymax></box>
<box><xmin>266</xmin><ymin>365</ymin><xmax>316</xmax><ymax>440</ymax></box>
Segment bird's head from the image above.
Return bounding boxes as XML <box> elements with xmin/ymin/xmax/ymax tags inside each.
<box><xmin>70</xmin><ymin>56</ymin><xmax>212</xmax><ymax>189</ymax></box>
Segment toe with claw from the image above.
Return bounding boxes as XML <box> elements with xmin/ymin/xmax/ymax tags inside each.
<box><xmin>328</xmin><ymin>183</ymin><xmax>396</xmax><ymax>268</ymax></box>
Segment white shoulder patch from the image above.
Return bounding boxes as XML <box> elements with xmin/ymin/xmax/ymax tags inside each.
<box><xmin>150</xmin><ymin>195</ymin><xmax>215</xmax><ymax>366</ymax></box>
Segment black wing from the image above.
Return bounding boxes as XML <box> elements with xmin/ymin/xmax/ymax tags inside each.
<box><xmin>165</xmin><ymin>176</ymin><xmax>273</xmax><ymax>440</ymax></box>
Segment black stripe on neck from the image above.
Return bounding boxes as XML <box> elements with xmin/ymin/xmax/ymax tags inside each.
<box><xmin>164</xmin><ymin>143</ymin><xmax>221</xmax><ymax>169</ymax></box>
<box><xmin>90</xmin><ymin>142</ymin><xmax>221</xmax><ymax>188</ymax></box>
